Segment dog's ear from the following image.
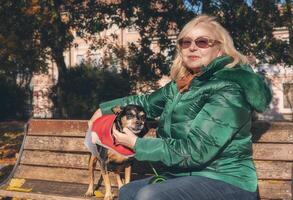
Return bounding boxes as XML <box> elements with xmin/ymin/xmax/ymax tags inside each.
<box><xmin>111</xmin><ymin>105</ymin><xmax>123</xmax><ymax>115</ymax></box>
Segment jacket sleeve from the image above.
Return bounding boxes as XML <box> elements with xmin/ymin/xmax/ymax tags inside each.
<box><xmin>99</xmin><ymin>81</ymin><xmax>175</xmax><ymax>119</ymax></box>
<box><xmin>134</xmin><ymin>84</ymin><xmax>251</xmax><ymax>168</ymax></box>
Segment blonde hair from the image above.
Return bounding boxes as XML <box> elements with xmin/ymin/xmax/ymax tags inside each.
<box><xmin>170</xmin><ymin>15</ymin><xmax>248</xmax><ymax>81</ymax></box>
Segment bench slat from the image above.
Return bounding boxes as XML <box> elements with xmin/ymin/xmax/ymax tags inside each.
<box><xmin>252</xmin><ymin>126</ymin><xmax>293</xmax><ymax>143</ymax></box>
<box><xmin>24</xmin><ymin>136</ymin><xmax>88</xmax><ymax>152</ymax></box>
<box><xmin>28</xmin><ymin>119</ymin><xmax>87</xmax><ymax>137</ymax></box>
<box><xmin>14</xmin><ymin>165</ymin><xmax>104</xmax><ymax>185</ymax></box>
<box><xmin>253</xmin><ymin>143</ymin><xmax>293</xmax><ymax>161</ymax></box>
<box><xmin>252</xmin><ymin>122</ymin><xmax>293</xmax><ymax>142</ymax></box>
<box><xmin>254</xmin><ymin>161</ymin><xmax>292</xmax><ymax>180</ymax></box>
<box><xmin>20</xmin><ymin>150</ymin><xmax>90</xmax><ymax>169</ymax></box>
<box><xmin>258</xmin><ymin>180</ymin><xmax>292</xmax><ymax>200</ymax></box>
<box><xmin>14</xmin><ymin>165</ymin><xmax>148</xmax><ymax>186</ymax></box>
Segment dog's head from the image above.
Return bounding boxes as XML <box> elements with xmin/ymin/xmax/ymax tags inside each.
<box><xmin>112</xmin><ymin>105</ymin><xmax>146</xmax><ymax>136</ymax></box>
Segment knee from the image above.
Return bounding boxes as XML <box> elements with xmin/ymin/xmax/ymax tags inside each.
<box><xmin>118</xmin><ymin>184</ymin><xmax>133</xmax><ymax>200</ymax></box>
<box><xmin>119</xmin><ymin>183</ymin><xmax>130</xmax><ymax>194</ymax></box>
<box><xmin>134</xmin><ymin>187</ymin><xmax>156</xmax><ymax>200</ymax></box>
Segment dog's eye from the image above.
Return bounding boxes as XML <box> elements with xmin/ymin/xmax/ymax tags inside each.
<box><xmin>126</xmin><ymin>113</ymin><xmax>134</xmax><ymax>119</ymax></box>
<box><xmin>139</xmin><ymin>114</ymin><xmax>146</xmax><ymax>121</ymax></box>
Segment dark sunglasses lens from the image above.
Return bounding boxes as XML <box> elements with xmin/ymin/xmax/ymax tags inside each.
<box><xmin>195</xmin><ymin>38</ymin><xmax>210</xmax><ymax>48</ymax></box>
<box><xmin>179</xmin><ymin>39</ymin><xmax>192</xmax><ymax>49</ymax></box>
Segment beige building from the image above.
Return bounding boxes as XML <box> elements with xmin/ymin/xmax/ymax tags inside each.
<box><xmin>256</xmin><ymin>64</ymin><xmax>293</xmax><ymax>121</ymax></box>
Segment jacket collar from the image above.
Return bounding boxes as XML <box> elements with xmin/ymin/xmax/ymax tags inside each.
<box><xmin>188</xmin><ymin>55</ymin><xmax>271</xmax><ymax>113</ymax></box>
<box><xmin>191</xmin><ymin>56</ymin><xmax>233</xmax><ymax>84</ymax></box>
<box><xmin>199</xmin><ymin>56</ymin><xmax>233</xmax><ymax>80</ymax></box>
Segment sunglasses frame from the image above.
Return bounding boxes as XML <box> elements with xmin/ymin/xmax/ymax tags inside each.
<box><xmin>178</xmin><ymin>37</ymin><xmax>221</xmax><ymax>49</ymax></box>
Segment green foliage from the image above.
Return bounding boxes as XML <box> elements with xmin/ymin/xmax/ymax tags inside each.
<box><xmin>106</xmin><ymin>0</ymin><xmax>195</xmax><ymax>81</ymax></box>
<box><xmin>52</xmin><ymin>64</ymin><xmax>131</xmax><ymax>119</ymax></box>
<box><xmin>0</xmin><ymin>74</ymin><xmax>26</xmax><ymax>120</ymax></box>
<box><xmin>0</xmin><ymin>0</ymin><xmax>47</xmax><ymax>88</ymax></box>
<box><xmin>92</xmin><ymin>0</ymin><xmax>292</xmax><ymax>80</ymax></box>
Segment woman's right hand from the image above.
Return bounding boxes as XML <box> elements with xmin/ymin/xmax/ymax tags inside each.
<box><xmin>88</xmin><ymin>108</ymin><xmax>102</xmax><ymax>128</ymax></box>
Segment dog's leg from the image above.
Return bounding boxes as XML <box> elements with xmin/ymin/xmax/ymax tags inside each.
<box><xmin>101</xmin><ymin>170</ymin><xmax>113</xmax><ymax>200</ymax></box>
<box><xmin>114</xmin><ymin>168</ymin><xmax>124</xmax><ymax>189</ymax></box>
<box><xmin>85</xmin><ymin>155</ymin><xmax>97</xmax><ymax>196</ymax></box>
<box><xmin>124</xmin><ymin>165</ymin><xmax>132</xmax><ymax>184</ymax></box>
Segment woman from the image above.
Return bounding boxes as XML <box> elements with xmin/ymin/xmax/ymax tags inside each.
<box><xmin>89</xmin><ymin>15</ymin><xmax>271</xmax><ymax>200</ymax></box>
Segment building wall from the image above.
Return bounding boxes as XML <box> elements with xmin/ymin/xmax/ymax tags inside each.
<box><xmin>256</xmin><ymin>64</ymin><xmax>293</xmax><ymax>121</ymax></box>
<box><xmin>30</xmin><ymin>60</ymin><xmax>58</xmax><ymax>118</ymax></box>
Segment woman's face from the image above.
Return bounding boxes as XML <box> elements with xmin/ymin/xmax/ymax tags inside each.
<box><xmin>180</xmin><ymin>24</ymin><xmax>222</xmax><ymax>73</ymax></box>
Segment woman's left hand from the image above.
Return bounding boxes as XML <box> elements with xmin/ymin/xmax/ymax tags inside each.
<box><xmin>112</xmin><ymin>125</ymin><xmax>138</xmax><ymax>149</ymax></box>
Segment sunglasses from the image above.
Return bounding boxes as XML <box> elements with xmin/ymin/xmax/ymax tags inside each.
<box><xmin>178</xmin><ymin>37</ymin><xmax>221</xmax><ymax>49</ymax></box>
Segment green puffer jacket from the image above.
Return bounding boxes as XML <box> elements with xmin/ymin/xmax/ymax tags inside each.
<box><xmin>99</xmin><ymin>56</ymin><xmax>272</xmax><ymax>192</ymax></box>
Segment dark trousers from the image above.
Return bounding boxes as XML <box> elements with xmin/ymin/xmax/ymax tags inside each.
<box><xmin>119</xmin><ymin>175</ymin><xmax>257</xmax><ymax>200</ymax></box>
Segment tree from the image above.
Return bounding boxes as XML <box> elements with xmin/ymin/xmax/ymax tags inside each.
<box><xmin>0</xmin><ymin>0</ymin><xmax>49</xmax><ymax>118</ymax></box>
<box><xmin>86</xmin><ymin>0</ymin><xmax>290</xmax><ymax>85</ymax></box>
<box><xmin>0</xmin><ymin>0</ymin><xmax>47</xmax><ymax>88</ymax></box>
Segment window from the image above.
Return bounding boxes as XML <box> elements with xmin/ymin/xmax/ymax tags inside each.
<box><xmin>76</xmin><ymin>55</ymin><xmax>85</xmax><ymax>65</ymax></box>
<box><xmin>283</xmin><ymin>83</ymin><xmax>293</xmax><ymax>109</ymax></box>
<box><xmin>76</xmin><ymin>54</ymin><xmax>102</xmax><ymax>67</ymax></box>
<box><xmin>126</xmin><ymin>17</ymin><xmax>139</xmax><ymax>33</ymax></box>
<box><xmin>89</xmin><ymin>54</ymin><xmax>102</xmax><ymax>67</ymax></box>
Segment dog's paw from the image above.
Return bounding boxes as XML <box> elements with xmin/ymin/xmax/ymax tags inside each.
<box><xmin>104</xmin><ymin>193</ymin><xmax>114</xmax><ymax>200</ymax></box>
<box><xmin>144</xmin><ymin>128</ymin><xmax>157</xmax><ymax>138</ymax></box>
<box><xmin>84</xmin><ymin>189</ymin><xmax>94</xmax><ymax>197</ymax></box>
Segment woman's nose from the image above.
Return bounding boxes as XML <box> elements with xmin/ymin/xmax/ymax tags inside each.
<box><xmin>189</xmin><ymin>42</ymin><xmax>198</xmax><ymax>51</ymax></box>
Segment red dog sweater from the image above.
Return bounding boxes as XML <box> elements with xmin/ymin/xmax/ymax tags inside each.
<box><xmin>91</xmin><ymin>114</ymin><xmax>135</xmax><ymax>157</ymax></box>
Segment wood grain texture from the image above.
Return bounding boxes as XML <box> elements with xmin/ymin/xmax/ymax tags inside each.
<box><xmin>23</xmin><ymin>136</ymin><xmax>88</xmax><ymax>152</ymax></box>
<box><xmin>253</xmin><ymin>143</ymin><xmax>293</xmax><ymax>161</ymax></box>
<box><xmin>28</xmin><ymin>119</ymin><xmax>88</xmax><ymax>137</ymax></box>
<box><xmin>254</xmin><ymin>161</ymin><xmax>292</xmax><ymax>180</ymax></box>
<box><xmin>258</xmin><ymin>180</ymin><xmax>292</xmax><ymax>200</ymax></box>
<box><xmin>13</xmin><ymin>165</ymin><xmax>149</xmax><ymax>186</ymax></box>
<box><xmin>14</xmin><ymin>165</ymin><xmax>105</xmax><ymax>185</ymax></box>
<box><xmin>20</xmin><ymin>150</ymin><xmax>91</xmax><ymax>169</ymax></box>
<box><xmin>251</xmin><ymin>122</ymin><xmax>293</xmax><ymax>142</ymax></box>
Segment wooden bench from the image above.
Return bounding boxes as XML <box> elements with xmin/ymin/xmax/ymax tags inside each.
<box><xmin>251</xmin><ymin>121</ymin><xmax>293</xmax><ymax>200</ymax></box>
<box><xmin>0</xmin><ymin>119</ymin><xmax>292</xmax><ymax>200</ymax></box>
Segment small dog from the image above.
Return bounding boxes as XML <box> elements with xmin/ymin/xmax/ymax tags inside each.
<box><xmin>85</xmin><ymin>105</ymin><xmax>147</xmax><ymax>200</ymax></box>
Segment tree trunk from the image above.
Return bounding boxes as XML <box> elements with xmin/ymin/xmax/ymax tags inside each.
<box><xmin>51</xmin><ymin>49</ymin><xmax>67</xmax><ymax>118</ymax></box>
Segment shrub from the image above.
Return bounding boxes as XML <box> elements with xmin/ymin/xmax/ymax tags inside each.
<box><xmin>0</xmin><ymin>74</ymin><xmax>26</xmax><ymax>120</ymax></box>
<box><xmin>52</xmin><ymin>64</ymin><xmax>131</xmax><ymax>119</ymax></box>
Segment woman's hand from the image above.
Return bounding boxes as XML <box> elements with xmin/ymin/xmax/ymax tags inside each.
<box><xmin>112</xmin><ymin>125</ymin><xmax>138</xmax><ymax>149</ymax></box>
<box><xmin>88</xmin><ymin>108</ymin><xmax>102</xmax><ymax>128</ymax></box>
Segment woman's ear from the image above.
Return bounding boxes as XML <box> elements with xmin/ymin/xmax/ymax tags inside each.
<box><xmin>217</xmin><ymin>49</ymin><xmax>224</xmax><ymax>57</ymax></box>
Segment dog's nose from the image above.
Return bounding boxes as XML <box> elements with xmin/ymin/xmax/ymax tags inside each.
<box><xmin>136</xmin><ymin>121</ymin><xmax>143</xmax><ymax>126</ymax></box>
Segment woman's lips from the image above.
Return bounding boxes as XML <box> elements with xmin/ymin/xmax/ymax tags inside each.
<box><xmin>188</xmin><ymin>56</ymin><xmax>200</xmax><ymax>61</ymax></box>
